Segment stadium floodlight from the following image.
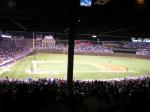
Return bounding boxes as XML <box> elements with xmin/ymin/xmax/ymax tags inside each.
<box><xmin>2</xmin><ymin>34</ymin><xmax>11</xmax><ymax>38</ymax></box>
<box><xmin>92</xmin><ymin>35</ymin><xmax>97</xmax><ymax>38</ymax></box>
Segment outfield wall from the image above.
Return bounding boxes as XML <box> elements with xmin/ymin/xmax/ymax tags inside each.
<box><xmin>33</xmin><ymin>49</ymin><xmax>150</xmax><ymax>59</ymax></box>
<box><xmin>33</xmin><ymin>49</ymin><xmax>67</xmax><ymax>54</ymax></box>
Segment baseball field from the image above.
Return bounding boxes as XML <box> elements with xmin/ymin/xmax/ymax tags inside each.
<box><xmin>1</xmin><ymin>53</ymin><xmax>150</xmax><ymax>80</ymax></box>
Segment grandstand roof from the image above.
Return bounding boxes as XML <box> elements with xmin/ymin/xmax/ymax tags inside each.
<box><xmin>0</xmin><ymin>0</ymin><xmax>150</xmax><ymax>39</ymax></box>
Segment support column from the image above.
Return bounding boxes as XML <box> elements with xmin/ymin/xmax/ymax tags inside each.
<box><xmin>67</xmin><ymin>0</ymin><xmax>79</xmax><ymax>94</ymax></box>
<box><xmin>67</xmin><ymin>23</ymin><xmax>76</xmax><ymax>94</ymax></box>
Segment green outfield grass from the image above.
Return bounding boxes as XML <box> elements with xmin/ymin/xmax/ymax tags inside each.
<box><xmin>1</xmin><ymin>53</ymin><xmax>150</xmax><ymax>80</ymax></box>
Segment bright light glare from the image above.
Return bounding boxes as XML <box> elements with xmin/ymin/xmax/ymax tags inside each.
<box><xmin>80</xmin><ymin>0</ymin><xmax>92</xmax><ymax>7</ymax></box>
<box><xmin>92</xmin><ymin>35</ymin><xmax>97</xmax><ymax>38</ymax></box>
<box><xmin>2</xmin><ymin>34</ymin><xmax>11</xmax><ymax>38</ymax></box>
<box><xmin>136</xmin><ymin>0</ymin><xmax>145</xmax><ymax>5</ymax></box>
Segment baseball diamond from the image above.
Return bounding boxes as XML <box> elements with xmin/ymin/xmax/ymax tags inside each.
<box><xmin>1</xmin><ymin>53</ymin><xmax>150</xmax><ymax>80</ymax></box>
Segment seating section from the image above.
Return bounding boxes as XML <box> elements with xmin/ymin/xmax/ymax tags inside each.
<box><xmin>0</xmin><ymin>77</ymin><xmax>150</xmax><ymax>112</ymax></box>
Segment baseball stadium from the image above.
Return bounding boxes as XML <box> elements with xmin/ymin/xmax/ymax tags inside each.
<box><xmin>1</xmin><ymin>0</ymin><xmax>150</xmax><ymax>112</ymax></box>
<box><xmin>0</xmin><ymin>34</ymin><xmax>150</xmax><ymax>80</ymax></box>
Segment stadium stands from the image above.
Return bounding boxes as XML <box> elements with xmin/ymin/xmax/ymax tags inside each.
<box><xmin>123</xmin><ymin>42</ymin><xmax>150</xmax><ymax>49</ymax></box>
<box><xmin>35</xmin><ymin>40</ymin><xmax>150</xmax><ymax>56</ymax></box>
<box><xmin>122</xmin><ymin>42</ymin><xmax>150</xmax><ymax>56</ymax></box>
<box><xmin>0</xmin><ymin>77</ymin><xmax>150</xmax><ymax>112</ymax></box>
<box><xmin>0</xmin><ymin>48</ymin><xmax>32</xmax><ymax>63</ymax></box>
<box><xmin>136</xmin><ymin>49</ymin><xmax>150</xmax><ymax>56</ymax></box>
<box><xmin>36</xmin><ymin>40</ymin><xmax>114</xmax><ymax>54</ymax></box>
<box><xmin>74</xmin><ymin>41</ymin><xmax>113</xmax><ymax>54</ymax></box>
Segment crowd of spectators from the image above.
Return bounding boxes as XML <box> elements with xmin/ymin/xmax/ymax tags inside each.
<box><xmin>37</xmin><ymin>41</ymin><xmax>114</xmax><ymax>54</ymax></box>
<box><xmin>0</xmin><ymin>76</ymin><xmax>150</xmax><ymax>112</ymax></box>
<box><xmin>136</xmin><ymin>49</ymin><xmax>150</xmax><ymax>56</ymax></box>
<box><xmin>122</xmin><ymin>42</ymin><xmax>150</xmax><ymax>56</ymax></box>
<box><xmin>74</xmin><ymin>41</ymin><xmax>113</xmax><ymax>54</ymax></box>
<box><xmin>123</xmin><ymin>42</ymin><xmax>150</xmax><ymax>49</ymax></box>
<box><xmin>41</xmin><ymin>43</ymin><xmax>68</xmax><ymax>51</ymax></box>
<box><xmin>0</xmin><ymin>47</ymin><xmax>32</xmax><ymax>64</ymax></box>
<box><xmin>37</xmin><ymin>40</ymin><xmax>150</xmax><ymax>55</ymax></box>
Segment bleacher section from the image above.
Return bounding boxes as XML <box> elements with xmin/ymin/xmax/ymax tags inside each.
<box><xmin>0</xmin><ymin>77</ymin><xmax>150</xmax><ymax>112</ymax></box>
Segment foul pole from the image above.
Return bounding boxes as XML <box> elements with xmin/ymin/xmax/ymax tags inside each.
<box><xmin>32</xmin><ymin>32</ymin><xmax>35</xmax><ymax>49</ymax></box>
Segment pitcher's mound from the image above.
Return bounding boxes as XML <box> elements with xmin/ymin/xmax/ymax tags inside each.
<box><xmin>100</xmin><ymin>64</ymin><xmax>127</xmax><ymax>72</ymax></box>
